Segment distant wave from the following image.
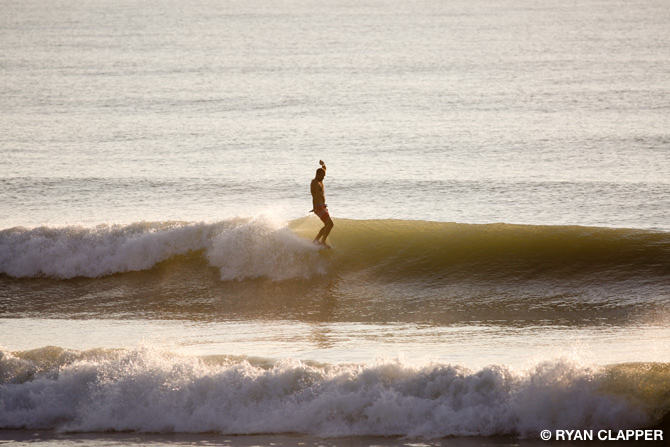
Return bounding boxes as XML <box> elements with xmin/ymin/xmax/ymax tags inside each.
<box><xmin>0</xmin><ymin>346</ymin><xmax>667</xmax><ymax>438</ymax></box>
<box><xmin>1</xmin><ymin>217</ymin><xmax>669</xmax><ymax>283</ymax></box>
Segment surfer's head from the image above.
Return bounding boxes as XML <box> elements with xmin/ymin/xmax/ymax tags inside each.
<box><xmin>315</xmin><ymin>168</ymin><xmax>326</xmax><ymax>180</ymax></box>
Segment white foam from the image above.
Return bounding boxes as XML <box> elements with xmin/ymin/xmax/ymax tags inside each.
<box><xmin>0</xmin><ymin>347</ymin><xmax>653</xmax><ymax>438</ymax></box>
<box><xmin>0</xmin><ymin>222</ymin><xmax>213</xmax><ymax>278</ymax></box>
<box><xmin>0</xmin><ymin>217</ymin><xmax>325</xmax><ymax>280</ymax></box>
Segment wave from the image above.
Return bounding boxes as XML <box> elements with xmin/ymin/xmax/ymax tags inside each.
<box><xmin>0</xmin><ymin>216</ymin><xmax>326</xmax><ymax>281</ymax></box>
<box><xmin>0</xmin><ymin>346</ymin><xmax>667</xmax><ymax>438</ymax></box>
<box><xmin>1</xmin><ymin>217</ymin><xmax>669</xmax><ymax>284</ymax></box>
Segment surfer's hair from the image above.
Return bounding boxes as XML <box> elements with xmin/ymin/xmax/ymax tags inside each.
<box><xmin>316</xmin><ymin>167</ymin><xmax>325</xmax><ymax>177</ymax></box>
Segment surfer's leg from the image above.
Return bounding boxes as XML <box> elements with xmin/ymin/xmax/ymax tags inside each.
<box><xmin>314</xmin><ymin>205</ymin><xmax>333</xmax><ymax>245</ymax></box>
<box><xmin>319</xmin><ymin>218</ymin><xmax>334</xmax><ymax>245</ymax></box>
<box><xmin>314</xmin><ymin>226</ymin><xmax>326</xmax><ymax>243</ymax></box>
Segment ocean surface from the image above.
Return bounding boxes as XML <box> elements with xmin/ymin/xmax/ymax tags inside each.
<box><xmin>1</xmin><ymin>0</ymin><xmax>669</xmax><ymax>445</ymax></box>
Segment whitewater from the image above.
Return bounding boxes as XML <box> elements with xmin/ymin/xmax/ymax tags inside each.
<box><xmin>2</xmin><ymin>0</ymin><xmax>670</xmax><ymax>445</ymax></box>
<box><xmin>1</xmin><ymin>345</ymin><xmax>667</xmax><ymax>438</ymax></box>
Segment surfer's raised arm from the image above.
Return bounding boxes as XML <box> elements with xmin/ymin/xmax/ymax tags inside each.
<box><xmin>319</xmin><ymin>160</ymin><xmax>326</xmax><ymax>172</ymax></box>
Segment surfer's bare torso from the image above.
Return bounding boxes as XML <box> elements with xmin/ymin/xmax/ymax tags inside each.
<box><xmin>311</xmin><ymin>178</ymin><xmax>326</xmax><ymax>210</ymax></box>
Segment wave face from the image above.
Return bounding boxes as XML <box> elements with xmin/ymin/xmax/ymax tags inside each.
<box><xmin>317</xmin><ymin>219</ymin><xmax>670</xmax><ymax>284</ymax></box>
<box><xmin>2</xmin><ymin>217</ymin><xmax>669</xmax><ymax>283</ymax></box>
<box><xmin>0</xmin><ymin>346</ymin><xmax>667</xmax><ymax>438</ymax></box>
<box><xmin>2</xmin><ymin>218</ymin><xmax>668</xmax><ymax>325</ymax></box>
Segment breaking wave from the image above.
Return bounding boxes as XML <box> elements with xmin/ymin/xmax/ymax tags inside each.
<box><xmin>0</xmin><ymin>347</ymin><xmax>670</xmax><ymax>438</ymax></box>
<box><xmin>1</xmin><ymin>346</ymin><xmax>668</xmax><ymax>438</ymax></box>
<box><xmin>1</xmin><ymin>217</ymin><xmax>668</xmax><ymax>284</ymax></box>
<box><xmin>0</xmin><ymin>216</ymin><xmax>326</xmax><ymax>281</ymax></box>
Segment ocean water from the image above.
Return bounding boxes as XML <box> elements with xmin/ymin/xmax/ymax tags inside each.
<box><xmin>1</xmin><ymin>0</ymin><xmax>669</xmax><ymax>445</ymax></box>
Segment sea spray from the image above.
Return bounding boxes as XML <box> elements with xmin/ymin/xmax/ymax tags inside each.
<box><xmin>206</xmin><ymin>214</ymin><xmax>327</xmax><ymax>281</ymax></box>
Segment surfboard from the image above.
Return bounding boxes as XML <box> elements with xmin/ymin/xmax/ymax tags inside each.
<box><xmin>314</xmin><ymin>241</ymin><xmax>331</xmax><ymax>250</ymax></box>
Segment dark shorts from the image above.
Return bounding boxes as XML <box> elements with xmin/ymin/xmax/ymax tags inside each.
<box><xmin>314</xmin><ymin>204</ymin><xmax>331</xmax><ymax>223</ymax></box>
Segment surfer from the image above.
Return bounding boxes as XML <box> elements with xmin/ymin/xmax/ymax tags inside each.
<box><xmin>310</xmin><ymin>160</ymin><xmax>333</xmax><ymax>248</ymax></box>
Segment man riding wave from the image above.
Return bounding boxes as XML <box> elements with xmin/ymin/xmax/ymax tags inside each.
<box><xmin>310</xmin><ymin>160</ymin><xmax>334</xmax><ymax>248</ymax></box>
